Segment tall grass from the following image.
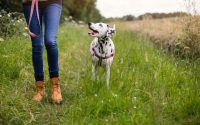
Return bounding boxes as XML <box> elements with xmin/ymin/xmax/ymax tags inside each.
<box><xmin>1</xmin><ymin>23</ymin><xmax>200</xmax><ymax>125</ymax></box>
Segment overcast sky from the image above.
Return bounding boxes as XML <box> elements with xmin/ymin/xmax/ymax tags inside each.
<box><xmin>96</xmin><ymin>0</ymin><xmax>195</xmax><ymax>18</ymax></box>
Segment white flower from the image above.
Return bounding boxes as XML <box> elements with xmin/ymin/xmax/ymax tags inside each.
<box><xmin>112</xmin><ymin>92</ymin><xmax>118</xmax><ymax>97</ymax></box>
<box><xmin>23</xmin><ymin>33</ymin><xmax>28</xmax><ymax>37</ymax></box>
<box><xmin>24</xmin><ymin>27</ymin><xmax>28</xmax><ymax>30</ymax></box>
<box><xmin>17</xmin><ymin>20</ymin><xmax>20</xmax><ymax>23</ymax></box>
<box><xmin>64</xmin><ymin>17</ymin><xmax>68</xmax><ymax>21</ymax></box>
<box><xmin>7</xmin><ymin>13</ymin><xmax>11</xmax><ymax>17</ymax></box>
<box><xmin>0</xmin><ymin>37</ymin><xmax>4</xmax><ymax>42</ymax></box>
<box><xmin>69</xmin><ymin>16</ymin><xmax>73</xmax><ymax>20</ymax></box>
<box><xmin>0</xmin><ymin>15</ymin><xmax>2</xmax><ymax>18</ymax></box>
<box><xmin>94</xmin><ymin>94</ymin><xmax>98</xmax><ymax>97</ymax></box>
<box><xmin>134</xmin><ymin>106</ymin><xmax>137</xmax><ymax>109</ymax></box>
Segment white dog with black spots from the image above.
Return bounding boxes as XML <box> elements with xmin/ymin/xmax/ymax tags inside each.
<box><xmin>88</xmin><ymin>22</ymin><xmax>116</xmax><ymax>89</ymax></box>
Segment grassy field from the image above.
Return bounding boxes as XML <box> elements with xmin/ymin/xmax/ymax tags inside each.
<box><xmin>114</xmin><ymin>18</ymin><xmax>184</xmax><ymax>39</ymax></box>
<box><xmin>1</xmin><ymin>23</ymin><xmax>200</xmax><ymax>125</ymax></box>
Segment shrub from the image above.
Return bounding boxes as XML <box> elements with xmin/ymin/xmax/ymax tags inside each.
<box><xmin>180</xmin><ymin>16</ymin><xmax>200</xmax><ymax>58</ymax></box>
<box><xmin>0</xmin><ymin>9</ymin><xmax>27</xmax><ymax>38</ymax></box>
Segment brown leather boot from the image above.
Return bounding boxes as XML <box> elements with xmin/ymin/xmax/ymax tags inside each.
<box><xmin>33</xmin><ymin>81</ymin><xmax>45</xmax><ymax>102</ymax></box>
<box><xmin>51</xmin><ymin>77</ymin><xmax>62</xmax><ymax>103</ymax></box>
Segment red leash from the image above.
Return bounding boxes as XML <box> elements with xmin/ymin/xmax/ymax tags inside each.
<box><xmin>92</xmin><ymin>45</ymin><xmax>115</xmax><ymax>60</ymax></box>
<box><xmin>28</xmin><ymin>0</ymin><xmax>41</xmax><ymax>37</ymax></box>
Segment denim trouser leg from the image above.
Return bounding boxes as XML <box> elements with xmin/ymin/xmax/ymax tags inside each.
<box><xmin>44</xmin><ymin>4</ymin><xmax>62</xmax><ymax>78</ymax></box>
<box><xmin>23</xmin><ymin>5</ymin><xmax>44</xmax><ymax>81</ymax></box>
<box><xmin>23</xmin><ymin>3</ymin><xmax>62</xmax><ymax>81</ymax></box>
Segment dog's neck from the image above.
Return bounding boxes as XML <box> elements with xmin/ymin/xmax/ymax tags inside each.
<box><xmin>96</xmin><ymin>36</ymin><xmax>110</xmax><ymax>55</ymax></box>
<box><xmin>98</xmin><ymin>36</ymin><xmax>109</xmax><ymax>44</ymax></box>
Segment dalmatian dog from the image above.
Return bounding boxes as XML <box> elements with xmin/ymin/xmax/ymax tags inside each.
<box><xmin>88</xmin><ymin>22</ymin><xmax>116</xmax><ymax>89</ymax></box>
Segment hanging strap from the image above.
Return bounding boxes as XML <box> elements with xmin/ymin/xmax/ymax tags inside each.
<box><xmin>92</xmin><ymin>45</ymin><xmax>115</xmax><ymax>60</ymax></box>
<box><xmin>28</xmin><ymin>0</ymin><xmax>41</xmax><ymax>37</ymax></box>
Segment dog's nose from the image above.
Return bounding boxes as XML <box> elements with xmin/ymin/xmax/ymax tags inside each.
<box><xmin>88</xmin><ymin>22</ymin><xmax>92</xmax><ymax>26</ymax></box>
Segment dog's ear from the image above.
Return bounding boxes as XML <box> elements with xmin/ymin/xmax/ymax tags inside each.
<box><xmin>106</xmin><ymin>24</ymin><xmax>116</xmax><ymax>37</ymax></box>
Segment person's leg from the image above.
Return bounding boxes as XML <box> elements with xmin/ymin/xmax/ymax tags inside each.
<box><xmin>43</xmin><ymin>3</ymin><xmax>62</xmax><ymax>103</ymax></box>
<box><xmin>43</xmin><ymin>3</ymin><xmax>61</xmax><ymax>78</ymax></box>
<box><xmin>23</xmin><ymin>5</ymin><xmax>44</xmax><ymax>81</ymax></box>
<box><xmin>23</xmin><ymin>5</ymin><xmax>45</xmax><ymax>102</ymax></box>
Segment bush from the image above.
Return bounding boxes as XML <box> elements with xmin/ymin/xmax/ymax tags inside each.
<box><xmin>179</xmin><ymin>16</ymin><xmax>200</xmax><ymax>59</ymax></box>
<box><xmin>174</xmin><ymin>16</ymin><xmax>200</xmax><ymax>59</ymax></box>
<box><xmin>0</xmin><ymin>9</ymin><xmax>27</xmax><ymax>38</ymax></box>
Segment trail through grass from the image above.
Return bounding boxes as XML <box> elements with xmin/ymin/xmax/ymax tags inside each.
<box><xmin>0</xmin><ymin>23</ymin><xmax>200</xmax><ymax>125</ymax></box>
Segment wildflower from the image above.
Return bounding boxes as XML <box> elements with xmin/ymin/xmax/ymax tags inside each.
<box><xmin>134</xmin><ymin>106</ymin><xmax>137</xmax><ymax>109</ymax></box>
<box><xmin>101</xmin><ymin>100</ymin><xmax>104</xmax><ymax>103</ymax></box>
<box><xmin>7</xmin><ymin>13</ymin><xmax>11</xmax><ymax>17</ymax></box>
<box><xmin>0</xmin><ymin>37</ymin><xmax>4</xmax><ymax>42</ymax></box>
<box><xmin>17</xmin><ymin>20</ymin><xmax>20</xmax><ymax>23</ymax></box>
<box><xmin>72</xmin><ymin>20</ymin><xmax>76</xmax><ymax>24</ymax></box>
<box><xmin>112</xmin><ymin>92</ymin><xmax>118</xmax><ymax>97</ymax></box>
<box><xmin>24</xmin><ymin>27</ymin><xmax>28</xmax><ymax>30</ymax></box>
<box><xmin>69</xmin><ymin>16</ymin><xmax>73</xmax><ymax>20</ymax></box>
<box><xmin>94</xmin><ymin>94</ymin><xmax>98</xmax><ymax>97</ymax></box>
<box><xmin>0</xmin><ymin>15</ymin><xmax>2</xmax><ymax>18</ymax></box>
<box><xmin>23</xmin><ymin>33</ymin><xmax>28</xmax><ymax>37</ymax></box>
<box><xmin>64</xmin><ymin>17</ymin><xmax>68</xmax><ymax>21</ymax></box>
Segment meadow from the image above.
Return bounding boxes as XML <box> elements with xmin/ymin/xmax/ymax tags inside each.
<box><xmin>1</xmin><ymin>22</ymin><xmax>200</xmax><ymax>125</ymax></box>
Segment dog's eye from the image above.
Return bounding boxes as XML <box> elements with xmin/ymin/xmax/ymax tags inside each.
<box><xmin>99</xmin><ymin>24</ymin><xmax>103</xmax><ymax>27</ymax></box>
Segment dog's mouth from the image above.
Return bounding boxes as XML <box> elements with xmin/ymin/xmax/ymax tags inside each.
<box><xmin>88</xmin><ymin>27</ymin><xmax>99</xmax><ymax>36</ymax></box>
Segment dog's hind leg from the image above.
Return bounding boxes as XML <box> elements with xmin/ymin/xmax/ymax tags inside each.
<box><xmin>106</xmin><ymin>65</ymin><xmax>110</xmax><ymax>89</ymax></box>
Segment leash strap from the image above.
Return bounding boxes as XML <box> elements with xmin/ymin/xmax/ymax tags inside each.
<box><xmin>92</xmin><ymin>45</ymin><xmax>115</xmax><ymax>60</ymax></box>
<box><xmin>28</xmin><ymin>0</ymin><xmax>41</xmax><ymax>37</ymax></box>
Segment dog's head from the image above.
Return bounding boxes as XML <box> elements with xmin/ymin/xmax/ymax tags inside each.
<box><xmin>88</xmin><ymin>22</ymin><xmax>116</xmax><ymax>38</ymax></box>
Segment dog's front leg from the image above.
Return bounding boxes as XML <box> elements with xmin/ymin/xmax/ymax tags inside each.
<box><xmin>106</xmin><ymin>65</ymin><xmax>110</xmax><ymax>89</ymax></box>
<box><xmin>92</xmin><ymin>62</ymin><xmax>97</xmax><ymax>81</ymax></box>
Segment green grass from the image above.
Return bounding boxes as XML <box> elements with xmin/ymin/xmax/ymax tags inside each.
<box><xmin>1</xmin><ymin>23</ymin><xmax>200</xmax><ymax>125</ymax></box>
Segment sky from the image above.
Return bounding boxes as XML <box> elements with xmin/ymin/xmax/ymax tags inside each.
<box><xmin>96</xmin><ymin>0</ymin><xmax>198</xmax><ymax>18</ymax></box>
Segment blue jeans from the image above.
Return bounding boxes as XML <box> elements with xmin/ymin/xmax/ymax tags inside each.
<box><xmin>23</xmin><ymin>3</ymin><xmax>62</xmax><ymax>81</ymax></box>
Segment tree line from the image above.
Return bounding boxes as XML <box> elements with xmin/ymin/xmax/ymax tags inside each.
<box><xmin>106</xmin><ymin>12</ymin><xmax>190</xmax><ymax>22</ymax></box>
<box><xmin>0</xmin><ymin>0</ymin><xmax>103</xmax><ymax>22</ymax></box>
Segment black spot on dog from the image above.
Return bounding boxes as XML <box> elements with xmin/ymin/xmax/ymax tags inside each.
<box><xmin>99</xmin><ymin>24</ymin><xmax>103</xmax><ymax>27</ymax></box>
<box><xmin>105</xmin><ymin>42</ymin><xmax>108</xmax><ymax>45</ymax></box>
<box><xmin>101</xmin><ymin>40</ymin><xmax>105</xmax><ymax>44</ymax></box>
<box><xmin>109</xmin><ymin>44</ymin><xmax>111</xmax><ymax>46</ymax></box>
<box><xmin>98</xmin><ymin>47</ymin><xmax>100</xmax><ymax>52</ymax></box>
<box><xmin>111</xmin><ymin>49</ymin><xmax>113</xmax><ymax>53</ymax></box>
